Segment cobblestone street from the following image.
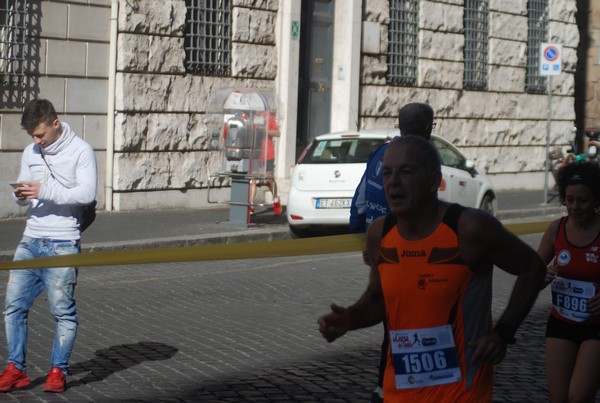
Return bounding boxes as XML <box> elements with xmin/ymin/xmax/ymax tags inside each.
<box><xmin>0</xmin><ymin>234</ymin><xmax>595</xmax><ymax>402</ymax></box>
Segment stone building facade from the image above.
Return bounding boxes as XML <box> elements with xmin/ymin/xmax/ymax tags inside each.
<box><xmin>0</xmin><ymin>0</ymin><xmax>585</xmax><ymax>218</ymax></box>
<box><xmin>582</xmin><ymin>0</ymin><xmax>600</xmax><ymax>129</ymax></box>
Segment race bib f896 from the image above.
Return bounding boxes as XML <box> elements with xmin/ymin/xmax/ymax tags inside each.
<box><xmin>389</xmin><ymin>324</ymin><xmax>461</xmax><ymax>389</ymax></box>
<box><xmin>551</xmin><ymin>276</ymin><xmax>596</xmax><ymax>322</ymax></box>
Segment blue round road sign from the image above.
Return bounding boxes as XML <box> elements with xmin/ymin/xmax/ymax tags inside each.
<box><xmin>544</xmin><ymin>46</ymin><xmax>559</xmax><ymax>62</ymax></box>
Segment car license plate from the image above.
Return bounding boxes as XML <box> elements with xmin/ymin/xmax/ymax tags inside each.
<box><xmin>316</xmin><ymin>198</ymin><xmax>351</xmax><ymax>209</ymax></box>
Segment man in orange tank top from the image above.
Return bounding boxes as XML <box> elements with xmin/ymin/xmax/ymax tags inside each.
<box><xmin>318</xmin><ymin>136</ymin><xmax>546</xmax><ymax>402</ymax></box>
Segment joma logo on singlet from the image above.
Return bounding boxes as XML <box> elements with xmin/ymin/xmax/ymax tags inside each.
<box><xmin>401</xmin><ymin>249</ymin><xmax>426</xmax><ymax>258</ymax></box>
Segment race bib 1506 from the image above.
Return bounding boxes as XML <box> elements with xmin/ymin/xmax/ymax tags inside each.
<box><xmin>389</xmin><ymin>324</ymin><xmax>461</xmax><ymax>389</ymax></box>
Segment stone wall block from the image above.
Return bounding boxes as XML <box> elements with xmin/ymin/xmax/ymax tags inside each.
<box><xmin>114</xmin><ymin>151</ymin><xmax>219</xmax><ymax>190</ymax></box>
<box><xmin>549</xmin><ymin>0</ymin><xmax>577</xmax><ymax>23</ymax></box>
<box><xmin>420</xmin><ymin>31</ymin><xmax>464</xmax><ymax>62</ymax></box>
<box><xmin>46</xmin><ymin>40</ymin><xmax>87</xmax><ymax>76</ymax></box>
<box><xmin>233</xmin><ymin>0</ymin><xmax>278</xmax><ymax>10</ymax></box>
<box><xmin>473</xmin><ymin>146</ymin><xmax>540</xmax><ymax>174</ymax></box>
<box><xmin>489</xmin><ymin>12</ymin><xmax>527</xmax><ymax>41</ymax></box>
<box><xmin>166</xmin><ymin>78</ymin><xmax>196</xmax><ymax>111</ymax></box>
<box><xmin>551</xmin><ymin>96</ymin><xmax>576</xmax><ymax>120</ymax></box>
<box><xmin>233</xmin><ymin>8</ymin><xmax>276</xmax><ymax>44</ymax></box>
<box><xmin>549</xmin><ymin>21</ymin><xmax>580</xmax><ymax>45</ymax></box>
<box><xmin>455</xmin><ymin>91</ymin><xmax>501</xmax><ymax>119</ymax></box>
<box><xmin>147</xmin><ymin>36</ymin><xmax>185</xmax><ymax>73</ymax></box>
<box><xmin>232</xmin><ymin>43</ymin><xmax>277</xmax><ymax>78</ymax></box>
<box><xmin>552</xmin><ymin>74</ymin><xmax>575</xmax><ymax>97</ymax></box>
<box><xmin>433</xmin><ymin>0</ymin><xmax>463</xmax><ymax>5</ymax></box>
<box><xmin>146</xmin><ymin>114</ymin><xmax>195</xmax><ymax>151</ymax></box>
<box><xmin>120</xmin><ymin>0</ymin><xmax>186</xmax><ymax>35</ymax></box>
<box><xmin>118</xmin><ymin>34</ymin><xmax>149</xmax><ymax>71</ymax></box>
<box><xmin>145</xmin><ymin>114</ymin><xmax>208</xmax><ymax>151</ymax></box>
<box><xmin>424</xmin><ymin>89</ymin><xmax>461</xmax><ymax>117</ymax></box>
<box><xmin>68</xmin><ymin>4</ymin><xmax>110</xmax><ymax>41</ymax></box>
<box><xmin>420</xmin><ymin>2</ymin><xmax>463</xmax><ymax>33</ymax></box>
<box><xmin>419</xmin><ymin>60</ymin><xmax>463</xmax><ymax>89</ymax></box>
<box><xmin>508</xmin><ymin>93</ymin><xmax>547</xmax><ymax>120</ymax></box>
<box><xmin>488</xmin><ymin>66</ymin><xmax>525</xmax><ymax>92</ymax></box>
<box><xmin>361</xmin><ymin>86</ymin><xmax>430</xmax><ymax>117</ymax></box>
<box><xmin>116</xmin><ymin>113</ymin><xmax>208</xmax><ymax>152</ymax></box>
<box><xmin>488</xmin><ymin>39</ymin><xmax>526</xmax><ymax>67</ymax></box>
<box><xmin>114</xmin><ymin>114</ymin><xmax>146</xmax><ymax>151</ymax></box>
<box><xmin>380</xmin><ymin>24</ymin><xmax>389</xmax><ymax>54</ymax></box>
<box><xmin>361</xmin><ymin>55</ymin><xmax>387</xmax><ymax>84</ymax></box>
<box><xmin>489</xmin><ymin>0</ymin><xmax>526</xmax><ymax>15</ymax></box>
<box><xmin>114</xmin><ymin>153</ymin><xmax>165</xmax><ymax>190</ymax></box>
<box><xmin>561</xmin><ymin>47</ymin><xmax>577</xmax><ymax>72</ymax></box>
<box><xmin>40</xmin><ymin>2</ymin><xmax>68</xmax><ymax>39</ymax></box>
<box><xmin>88</xmin><ymin>43</ymin><xmax>110</xmax><ymax>77</ymax></box>
<box><xmin>364</xmin><ymin>0</ymin><xmax>389</xmax><ymax>24</ymax></box>
<box><xmin>360</xmin><ymin>117</ymin><xmax>398</xmax><ymax>129</ymax></box>
<box><xmin>116</xmin><ymin>73</ymin><xmax>171</xmax><ymax>111</ymax></box>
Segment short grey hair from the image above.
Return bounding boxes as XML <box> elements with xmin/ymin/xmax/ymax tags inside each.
<box><xmin>387</xmin><ymin>135</ymin><xmax>441</xmax><ymax>177</ymax></box>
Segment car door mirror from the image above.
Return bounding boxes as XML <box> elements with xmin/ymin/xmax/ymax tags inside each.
<box><xmin>465</xmin><ymin>159</ymin><xmax>477</xmax><ymax>177</ymax></box>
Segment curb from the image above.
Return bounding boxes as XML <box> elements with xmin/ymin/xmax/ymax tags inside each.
<box><xmin>0</xmin><ymin>207</ymin><xmax>566</xmax><ymax>263</ymax></box>
<box><xmin>0</xmin><ymin>225</ymin><xmax>292</xmax><ymax>263</ymax></box>
<box><xmin>497</xmin><ymin>206</ymin><xmax>564</xmax><ymax>221</ymax></box>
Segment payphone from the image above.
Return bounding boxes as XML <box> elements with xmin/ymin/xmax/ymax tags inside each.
<box><xmin>206</xmin><ymin>88</ymin><xmax>278</xmax><ymax>227</ymax></box>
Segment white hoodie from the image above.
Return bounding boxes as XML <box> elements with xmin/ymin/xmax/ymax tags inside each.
<box><xmin>16</xmin><ymin>122</ymin><xmax>98</xmax><ymax>240</ymax></box>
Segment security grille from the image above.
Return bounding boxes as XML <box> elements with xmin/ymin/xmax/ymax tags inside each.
<box><xmin>463</xmin><ymin>0</ymin><xmax>488</xmax><ymax>90</ymax></box>
<box><xmin>1</xmin><ymin>0</ymin><xmax>27</xmax><ymax>85</ymax></box>
<box><xmin>185</xmin><ymin>0</ymin><xmax>231</xmax><ymax>76</ymax></box>
<box><xmin>387</xmin><ymin>0</ymin><xmax>418</xmax><ymax>86</ymax></box>
<box><xmin>525</xmin><ymin>0</ymin><xmax>548</xmax><ymax>93</ymax></box>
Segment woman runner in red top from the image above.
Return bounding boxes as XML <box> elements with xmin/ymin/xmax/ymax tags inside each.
<box><xmin>538</xmin><ymin>161</ymin><xmax>600</xmax><ymax>403</ymax></box>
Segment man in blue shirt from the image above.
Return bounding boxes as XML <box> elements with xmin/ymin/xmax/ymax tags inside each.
<box><xmin>348</xmin><ymin>102</ymin><xmax>434</xmax><ymax>402</ymax></box>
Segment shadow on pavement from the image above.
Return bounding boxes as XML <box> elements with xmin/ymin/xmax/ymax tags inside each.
<box><xmin>63</xmin><ymin>341</ymin><xmax>178</xmax><ymax>387</ymax></box>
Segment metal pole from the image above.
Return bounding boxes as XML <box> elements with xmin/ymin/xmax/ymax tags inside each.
<box><xmin>543</xmin><ymin>76</ymin><xmax>553</xmax><ymax>204</ymax></box>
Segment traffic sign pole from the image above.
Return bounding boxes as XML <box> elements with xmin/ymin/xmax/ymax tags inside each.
<box><xmin>543</xmin><ymin>76</ymin><xmax>552</xmax><ymax>205</ymax></box>
<box><xmin>539</xmin><ymin>43</ymin><xmax>562</xmax><ymax>204</ymax></box>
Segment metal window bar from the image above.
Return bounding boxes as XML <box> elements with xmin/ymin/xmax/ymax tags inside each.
<box><xmin>525</xmin><ymin>0</ymin><xmax>548</xmax><ymax>93</ymax></box>
<box><xmin>387</xmin><ymin>0</ymin><xmax>418</xmax><ymax>86</ymax></box>
<box><xmin>185</xmin><ymin>0</ymin><xmax>231</xmax><ymax>76</ymax></box>
<box><xmin>1</xmin><ymin>0</ymin><xmax>27</xmax><ymax>85</ymax></box>
<box><xmin>463</xmin><ymin>0</ymin><xmax>488</xmax><ymax>90</ymax></box>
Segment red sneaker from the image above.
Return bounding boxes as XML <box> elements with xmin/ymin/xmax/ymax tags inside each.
<box><xmin>273</xmin><ymin>197</ymin><xmax>282</xmax><ymax>216</ymax></box>
<box><xmin>43</xmin><ymin>367</ymin><xmax>66</xmax><ymax>393</ymax></box>
<box><xmin>0</xmin><ymin>363</ymin><xmax>31</xmax><ymax>392</ymax></box>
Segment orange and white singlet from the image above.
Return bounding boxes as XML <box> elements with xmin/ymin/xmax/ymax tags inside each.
<box><xmin>378</xmin><ymin>204</ymin><xmax>493</xmax><ymax>402</ymax></box>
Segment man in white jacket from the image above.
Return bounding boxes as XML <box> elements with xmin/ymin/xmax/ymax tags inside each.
<box><xmin>0</xmin><ymin>99</ymin><xmax>97</xmax><ymax>393</ymax></box>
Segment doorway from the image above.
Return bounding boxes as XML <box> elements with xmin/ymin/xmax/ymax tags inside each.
<box><xmin>296</xmin><ymin>0</ymin><xmax>334</xmax><ymax>158</ymax></box>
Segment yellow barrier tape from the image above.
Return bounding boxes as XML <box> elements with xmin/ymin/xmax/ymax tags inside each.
<box><xmin>0</xmin><ymin>220</ymin><xmax>551</xmax><ymax>270</ymax></box>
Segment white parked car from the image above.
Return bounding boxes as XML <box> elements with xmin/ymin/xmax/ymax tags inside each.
<box><xmin>286</xmin><ymin>129</ymin><xmax>497</xmax><ymax>236</ymax></box>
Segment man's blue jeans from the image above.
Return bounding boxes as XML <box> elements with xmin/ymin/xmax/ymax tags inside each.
<box><xmin>4</xmin><ymin>236</ymin><xmax>79</xmax><ymax>372</ymax></box>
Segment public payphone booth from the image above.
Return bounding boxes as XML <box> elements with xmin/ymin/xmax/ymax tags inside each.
<box><xmin>206</xmin><ymin>88</ymin><xmax>278</xmax><ymax>227</ymax></box>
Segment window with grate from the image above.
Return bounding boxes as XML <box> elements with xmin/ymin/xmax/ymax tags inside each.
<box><xmin>1</xmin><ymin>0</ymin><xmax>27</xmax><ymax>85</ymax></box>
<box><xmin>185</xmin><ymin>0</ymin><xmax>231</xmax><ymax>76</ymax></box>
<box><xmin>387</xmin><ymin>0</ymin><xmax>418</xmax><ymax>86</ymax></box>
<box><xmin>525</xmin><ymin>0</ymin><xmax>548</xmax><ymax>93</ymax></box>
<box><xmin>463</xmin><ymin>0</ymin><xmax>488</xmax><ymax>90</ymax></box>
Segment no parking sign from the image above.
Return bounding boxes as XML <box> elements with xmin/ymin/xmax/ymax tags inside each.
<box><xmin>539</xmin><ymin>43</ymin><xmax>562</xmax><ymax>76</ymax></box>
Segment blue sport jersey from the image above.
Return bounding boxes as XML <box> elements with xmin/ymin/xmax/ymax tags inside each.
<box><xmin>349</xmin><ymin>141</ymin><xmax>392</xmax><ymax>233</ymax></box>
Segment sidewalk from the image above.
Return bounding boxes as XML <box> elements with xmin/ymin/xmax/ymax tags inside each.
<box><xmin>0</xmin><ymin>189</ymin><xmax>565</xmax><ymax>261</ymax></box>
